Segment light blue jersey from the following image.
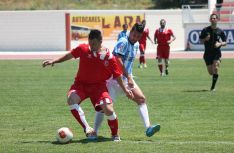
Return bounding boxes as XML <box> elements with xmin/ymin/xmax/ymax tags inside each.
<box><xmin>113</xmin><ymin>36</ymin><xmax>139</xmax><ymax>76</ymax></box>
<box><xmin>117</xmin><ymin>30</ymin><xmax>128</xmax><ymax>41</ymax></box>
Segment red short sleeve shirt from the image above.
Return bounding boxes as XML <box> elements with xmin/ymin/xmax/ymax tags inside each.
<box><xmin>154</xmin><ymin>28</ymin><xmax>174</xmax><ymax>45</ymax></box>
<box><xmin>71</xmin><ymin>44</ymin><xmax>122</xmax><ymax>84</ymax></box>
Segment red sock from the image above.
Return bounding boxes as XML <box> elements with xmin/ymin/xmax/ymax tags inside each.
<box><xmin>142</xmin><ymin>56</ymin><xmax>145</xmax><ymax>64</ymax></box>
<box><xmin>71</xmin><ymin>109</ymin><xmax>86</xmax><ymax>129</ymax></box>
<box><xmin>158</xmin><ymin>64</ymin><xmax>162</xmax><ymax>73</ymax></box>
<box><xmin>140</xmin><ymin>56</ymin><xmax>144</xmax><ymax>64</ymax></box>
<box><xmin>108</xmin><ymin>118</ymin><xmax>118</xmax><ymax>136</ymax></box>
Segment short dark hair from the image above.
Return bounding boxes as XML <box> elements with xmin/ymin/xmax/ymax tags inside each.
<box><xmin>122</xmin><ymin>23</ymin><xmax>128</xmax><ymax>28</ymax></box>
<box><xmin>160</xmin><ymin>19</ymin><xmax>166</xmax><ymax>23</ymax></box>
<box><xmin>131</xmin><ymin>22</ymin><xmax>144</xmax><ymax>33</ymax></box>
<box><xmin>210</xmin><ymin>13</ymin><xmax>219</xmax><ymax>20</ymax></box>
<box><xmin>89</xmin><ymin>29</ymin><xmax>102</xmax><ymax>41</ymax></box>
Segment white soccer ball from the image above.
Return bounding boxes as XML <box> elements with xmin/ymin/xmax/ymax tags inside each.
<box><xmin>56</xmin><ymin>127</ymin><xmax>73</xmax><ymax>144</ymax></box>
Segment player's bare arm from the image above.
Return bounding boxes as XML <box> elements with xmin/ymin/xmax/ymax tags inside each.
<box><xmin>115</xmin><ymin>75</ymin><xmax>134</xmax><ymax>99</ymax></box>
<box><xmin>42</xmin><ymin>52</ymin><xmax>73</xmax><ymax>67</ymax></box>
<box><xmin>215</xmin><ymin>41</ymin><xmax>227</xmax><ymax>48</ymax></box>
<box><xmin>154</xmin><ymin>36</ymin><xmax>157</xmax><ymax>44</ymax></box>
<box><xmin>167</xmin><ymin>34</ymin><xmax>176</xmax><ymax>44</ymax></box>
<box><xmin>147</xmin><ymin>35</ymin><xmax>154</xmax><ymax>44</ymax></box>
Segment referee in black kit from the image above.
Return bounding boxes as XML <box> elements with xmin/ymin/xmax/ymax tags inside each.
<box><xmin>199</xmin><ymin>13</ymin><xmax>227</xmax><ymax>91</ymax></box>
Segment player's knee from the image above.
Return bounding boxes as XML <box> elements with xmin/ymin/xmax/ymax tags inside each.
<box><xmin>213</xmin><ymin>67</ymin><xmax>218</xmax><ymax>73</ymax></box>
<box><xmin>212</xmin><ymin>64</ymin><xmax>219</xmax><ymax>73</ymax></box>
<box><xmin>106</xmin><ymin>112</ymin><xmax>117</xmax><ymax>120</ymax></box>
<box><xmin>105</xmin><ymin>110</ymin><xmax>114</xmax><ymax>116</ymax></box>
<box><xmin>101</xmin><ymin>104</ymin><xmax>114</xmax><ymax>116</ymax></box>
<box><xmin>136</xmin><ymin>96</ymin><xmax>146</xmax><ymax>104</ymax></box>
<box><xmin>67</xmin><ymin>91</ymin><xmax>80</xmax><ymax>105</ymax></box>
<box><xmin>207</xmin><ymin>67</ymin><xmax>213</xmax><ymax>75</ymax></box>
<box><xmin>158</xmin><ymin>59</ymin><xmax>162</xmax><ymax>64</ymax></box>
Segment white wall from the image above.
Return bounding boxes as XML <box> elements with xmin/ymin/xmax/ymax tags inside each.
<box><xmin>0</xmin><ymin>11</ymin><xmax>66</xmax><ymax>51</ymax></box>
<box><xmin>0</xmin><ymin>10</ymin><xmax>184</xmax><ymax>52</ymax></box>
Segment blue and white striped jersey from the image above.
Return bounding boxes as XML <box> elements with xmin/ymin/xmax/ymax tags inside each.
<box><xmin>113</xmin><ymin>36</ymin><xmax>139</xmax><ymax>76</ymax></box>
<box><xmin>117</xmin><ymin>30</ymin><xmax>129</xmax><ymax>41</ymax></box>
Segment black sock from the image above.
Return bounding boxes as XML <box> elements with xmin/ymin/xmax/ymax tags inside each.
<box><xmin>165</xmin><ymin>65</ymin><xmax>169</xmax><ymax>75</ymax></box>
<box><xmin>211</xmin><ymin>74</ymin><xmax>219</xmax><ymax>90</ymax></box>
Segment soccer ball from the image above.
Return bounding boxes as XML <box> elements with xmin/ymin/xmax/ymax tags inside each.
<box><xmin>56</xmin><ymin>127</ymin><xmax>73</xmax><ymax>144</ymax></box>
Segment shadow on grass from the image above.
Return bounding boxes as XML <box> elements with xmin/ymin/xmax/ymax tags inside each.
<box><xmin>21</xmin><ymin>136</ymin><xmax>112</xmax><ymax>145</ymax></box>
<box><xmin>183</xmin><ymin>89</ymin><xmax>210</xmax><ymax>92</ymax></box>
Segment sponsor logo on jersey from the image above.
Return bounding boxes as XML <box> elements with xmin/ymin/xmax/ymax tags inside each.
<box><xmin>104</xmin><ymin>60</ymin><xmax>109</xmax><ymax>67</ymax></box>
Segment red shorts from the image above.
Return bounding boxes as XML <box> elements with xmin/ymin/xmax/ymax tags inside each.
<box><xmin>157</xmin><ymin>45</ymin><xmax>170</xmax><ymax>59</ymax></box>
<box><xmin>139</xmin><ymin>43</ymin><xmax>146</xmax><ymax>53</ymax></box>
<box><xmin>68</xmin><ymin>82</ymin><xmax>112</xmax><ymax>111</ymax></box>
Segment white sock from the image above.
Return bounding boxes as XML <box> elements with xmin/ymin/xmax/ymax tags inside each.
<box><xmin>70</xmin><ymin>104</ymin><xmax>90</xmax><ymax>130</ymax></box>
<box><xmin>138</xmin><ymin>103</ymin><xmax>150</xmax><ymax>129</ymax></box>
<box><xmin>162</xmin><ymin>59</ymin><xmax>166</xmax><ymax>74</ymax></box>
<box><xmin>94</xmin><ymin>111</ymin><xmax>104</xmax><ymax>135</ymax></box>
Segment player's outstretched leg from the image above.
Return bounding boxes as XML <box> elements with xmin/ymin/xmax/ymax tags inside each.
<box><xmin>94</xmin><ymin>111</ymin><xmax>104</xmax><ymax>136</ymax></box>
<box><xmin>68</xmin><ymin>92</ymin><xmax>97</xmax><ymax>140</ymax></box>
<box><xmin>137</xmin><ymin>103</ymin><xmax>161</xmax><ymax>137</ymax></box>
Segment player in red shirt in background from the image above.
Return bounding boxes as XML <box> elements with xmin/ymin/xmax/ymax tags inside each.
<box><xmin>154</xmin><ymin>19</ymin><xmax>176</xmax><ymax>76</ymax></box>
<box><xmin>138</xmin><ymin>20</ymin><xmax>153</xmax><ymax>68</ymax></box>
<box><xmin>42</xmin><ymin>29</ymin><xmax>133</xmax><ymax>142</ymax></box>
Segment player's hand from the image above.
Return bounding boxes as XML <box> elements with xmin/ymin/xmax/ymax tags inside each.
<box><xmin>214</xmin><ymin>42</ymin><xmax>222</xmax><ymax>48</ymax></box>
<box><xmin>167</xmin><ymin>40</ymin><xmax>172</xmax><ymax>44</ymax></box>
<box><xmin>125</xmin><ymin>89</ymin><xmax>134</xmax><ymax>100</ymax></box>
<box><xmin>42</xmin><ymin>60</ymin><xmax>55</xmax><ymax>67</ymax></box>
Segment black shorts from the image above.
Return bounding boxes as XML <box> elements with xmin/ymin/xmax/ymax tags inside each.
<box><xmin>203</xmin><ymin>54</ymin><xmax>221</xmax><ymax>65</ymax></box>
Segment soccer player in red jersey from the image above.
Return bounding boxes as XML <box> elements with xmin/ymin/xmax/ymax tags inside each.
<box><xmin>42</xmin><ymin>29</ymin><xmax>133</xmax><ymax>142</ymax></box>
<box><xmin>154</xmin><ymin>19</ymin><xmax>176</xmax><ymax>76</ymax></box>
<box><xmin>138</xmin><ymin>20</ymin><xmax>153</xmax><ymax>68</ymax></box>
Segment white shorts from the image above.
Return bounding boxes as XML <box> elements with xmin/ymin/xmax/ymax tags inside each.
<box><xmin>106</xmin><ymin>78</ymin><xmax>135</xmax><ymax>102</ymax></box>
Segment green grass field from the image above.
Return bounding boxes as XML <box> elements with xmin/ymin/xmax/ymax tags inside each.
<box><xmin>0</xmin><ymin>59</ymin><xmax>234</xmax><ymax>153</ymax></box>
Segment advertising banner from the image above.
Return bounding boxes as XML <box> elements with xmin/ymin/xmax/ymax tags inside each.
<box><xmin>70</xmin><ymin>14</ymin><xmax>144</xmax><ymax>40</ymax></box>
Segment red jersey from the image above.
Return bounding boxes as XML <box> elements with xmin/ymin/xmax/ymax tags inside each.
<box><xmin>71</xmin><ymin>44</ymin><xmax>121</xmax><ymax>84</ymax></box>
<box><xmin>139</xmin><ymin>27</ymin><xmax>149</xmax><ymax>45</ymax></box>
<box><xmin>154</xmin><ymin>28</ymin><xmax>174</xmax><ymax>45</ymax></box>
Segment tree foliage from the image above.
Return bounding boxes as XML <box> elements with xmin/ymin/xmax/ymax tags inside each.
<box><xmin>152</xmin><ymin>0</ymin><xmax>208</xmax><ymax>9</ymax></box>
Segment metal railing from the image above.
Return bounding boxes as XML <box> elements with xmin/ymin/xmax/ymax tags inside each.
<box><xmin>182</xmin><ymin>4</ymin><xmax>208</xmax><ymax>23</ymax></box>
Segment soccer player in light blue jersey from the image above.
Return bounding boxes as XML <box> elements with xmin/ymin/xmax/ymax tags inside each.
<box><xmin>94</xmin><ymin>22</ymin><xmax>160</xmax><ymax>139</ymax></box>
<box><xmin>117</xmin><ymin>24</ymin><xmax>128</xmax><ymax>41</ymax></box>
